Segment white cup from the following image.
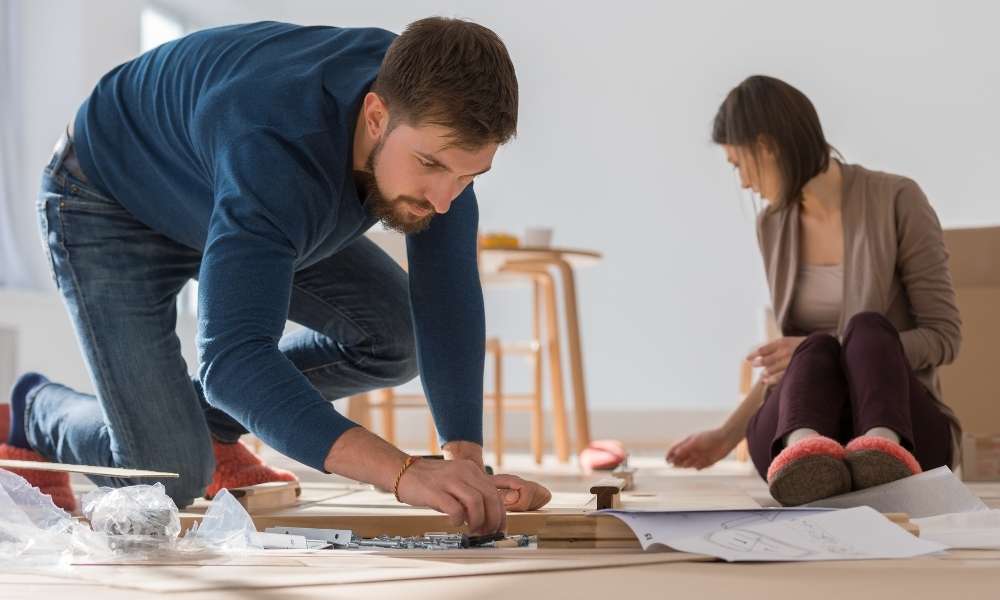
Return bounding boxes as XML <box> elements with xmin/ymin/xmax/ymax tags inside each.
<box><xmin>523</xmin><ymin>227</ymin><xmax>553</xmax><ymax>248</ymax></box>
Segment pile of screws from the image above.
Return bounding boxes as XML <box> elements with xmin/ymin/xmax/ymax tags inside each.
<box><xmin>349</xmin><ymin>532</ymin><xmax>533</xmax><ymax>550</ymax></box>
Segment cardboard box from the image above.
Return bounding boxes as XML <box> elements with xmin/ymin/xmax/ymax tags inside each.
<box><xmin>961</xmin><ymin>433</ymin><xmax>1000</xmax><ymax>481</ymax></box>
<box><xmin>940</xmin><ymin>227</ymin><xmax>1000</xmax><ymax>480</ymax></box>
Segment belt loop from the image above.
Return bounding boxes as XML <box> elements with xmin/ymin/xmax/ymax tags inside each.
<box><xmin>49</xmin><ymin>126</ymin><xmax>73</xmax><ymax>173</ymax></box>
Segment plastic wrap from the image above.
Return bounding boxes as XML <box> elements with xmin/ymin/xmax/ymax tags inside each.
<box><xmin>181</xmin><ymin>488</ymin><xmax>262</xmax><ymax>552</ymax></box>
<box><xmin>1</xmin><ymin>472</ymin><xmax>261</xmax><ymax>567</ymax></box>
<box><xmin>0</xmin><ymin>469</ymin><xmax>75</xmax><ymax>567</ymax></box>
<box><xmin>80</xmin><ymin>483</ymin><xmax>181</xmax><ymax>557</ymax></box>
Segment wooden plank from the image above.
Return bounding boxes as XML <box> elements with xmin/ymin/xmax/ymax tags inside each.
<box><xmin>248</xmin><ymin>510</ymin><xmax>552</xmax><ymax>538</ymax></box>
<box><xmin>229</xmin><ymin>481</ymin><xmax>301</xmax><ymax>512</ymax></box>
<box><xmin>0</xmin><ymin>459</ymin><xmax>179</xmax><ymax>478</ymax></box>
<box><xmin>539</xmin><ymin>538</ymin><xmax>642</xmax><ymax>549</ymax></box>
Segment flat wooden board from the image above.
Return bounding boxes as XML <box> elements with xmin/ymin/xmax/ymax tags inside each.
<box><xmin>0</xmin><ymin>459</ymin><xmax>179</xmax><ymax>478</ymax></box>
<box><xmin>6</xmin><ymin>456</ymin><xmax>1000</xmax><ymax>599</ymax></box>
<box><xmin>63</xmin><ymin>550</ymin><xmax>709</xmax><ymax>593</ymax></box>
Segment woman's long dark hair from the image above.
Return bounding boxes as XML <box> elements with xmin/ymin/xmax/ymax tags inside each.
<box><xmin>712</xmin><ymin>75</ymin><xmax>835</xmax><ymax>211</ymax></box>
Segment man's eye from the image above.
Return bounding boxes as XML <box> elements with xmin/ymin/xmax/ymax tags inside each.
<box><xmin>418</xmin><ymin>159</ymin><xmax>436</xmax><ymax>168</ymax></box>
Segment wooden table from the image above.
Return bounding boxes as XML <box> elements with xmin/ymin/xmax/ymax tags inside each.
<box><xmin>480</xmin><ymin>247</ymin><xmax>603</xmax><ymax>460</ymax></box>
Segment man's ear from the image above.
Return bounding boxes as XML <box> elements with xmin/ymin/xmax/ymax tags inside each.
<box><xmin>362</xmin><ymin>92</ymin><xmax>390</xmax><ymax>138</ymax></box>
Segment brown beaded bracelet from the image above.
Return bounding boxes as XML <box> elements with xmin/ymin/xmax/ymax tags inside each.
<box><xmin>393</xmin><ymin>455</ymin><xmax>419</xmax><ymax>502</ymax></box>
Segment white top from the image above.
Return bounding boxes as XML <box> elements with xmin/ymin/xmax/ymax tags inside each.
<box><xmin>790</xmin><ymin>264</ymin><xmax>844</xmax><ymax>335</ymax></box>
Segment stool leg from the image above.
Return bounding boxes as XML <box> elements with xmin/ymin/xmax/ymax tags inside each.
<box><xmin>427</xmin><ymin>414</ymin><xmax>440</xmax><ymax>455</ymax></box>
<box><xmin>531</xmin><ymin>279</ymin><xmax>545</xmax><ymax>465</ymax></box>
<box><xmin>489</xmin><ymin>338</ymin><xmax>504</xmax><ymax>468</ymax></box>
<box><xmin>735</xmin><ymin>359</ymin><xmax>753</xmax><ymax>462</ymax></box>
<box><xmin>539</xmin><ymin>271</ymin><xmax>571</xmax><ymax>463</ymax></box>
<box><xmin>347</xmin><ymin>393</ymin><xmax>372</xmax><ymax>429</ymax></box>
<box><xmin>553</xmin><ymin>259</ymin><xmax>591</xmax><ymax>453</ymax></box>
<box><xmin>377</xmin><ymin>388</ymin><xmax>397</xmax><ymax>446</ymax></box>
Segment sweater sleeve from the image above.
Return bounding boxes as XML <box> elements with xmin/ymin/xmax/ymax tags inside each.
<box><xmin>405</xmin><ymin>184</ymin><xmax>485</xmax><ymax>446</ymax></box>
<box><xmin>894</xmin><ymin>179</ymin><xmax>962</xmax><ymax>370</ymax></box>
<box><xmin>196</xmin><ymin>132</ymin><xmax>357</xmax><ymax>472</ymax></box>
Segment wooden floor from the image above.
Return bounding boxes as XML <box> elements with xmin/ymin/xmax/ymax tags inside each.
<box><xmin>5</xmin><ymin>449</ymin><xmax>1000</xmax><ymax>599</ymax></box>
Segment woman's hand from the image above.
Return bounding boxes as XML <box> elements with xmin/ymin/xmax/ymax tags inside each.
<box><xmin>666</xmin><ymin>428</ymin><xmax>738</xmax><ymax>470</ymax></box>
<box><xmin>747</xmin><ymin>336</ymin><xmax>806</xmax><ymax>384</ymax></box>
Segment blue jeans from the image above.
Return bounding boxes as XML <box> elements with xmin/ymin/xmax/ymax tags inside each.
<box><xmin>27</xmin><ymin>134</ymin><xmax>418</xmax><ymax>507</ymax></box>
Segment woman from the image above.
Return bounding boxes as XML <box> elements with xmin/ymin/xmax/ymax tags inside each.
<box><xmin>667</xmin><ymin>75</ymin><xmax>961</xmax><ymax>506</ymax></box>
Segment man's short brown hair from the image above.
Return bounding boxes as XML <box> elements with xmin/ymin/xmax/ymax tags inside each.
<box><xmin>371</xmin><ymin>17</ymin><xmax>518</xmax><ymax>149</ymax></box>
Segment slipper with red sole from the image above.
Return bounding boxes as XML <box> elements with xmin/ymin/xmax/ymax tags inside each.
<box><xmin>205</xmin><ymin>439</ymin><xmax>298</xmax><ymax>499</ymax></box>
<box><xmin>767</xmin><ymin>435</ymin><xmax>851</xmax><ymax>506</ymax></box>
<box><xmin>844</xmin><ymin>435</ymin><xmax>921</xmax><ymax>491</ymax></box>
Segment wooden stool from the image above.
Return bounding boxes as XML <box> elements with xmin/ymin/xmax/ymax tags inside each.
<box><xmin>480</xmin><ymin>269</ymin><xmax>571</xmax><ymax>465</ymax></box>
<box><xmin>347</xmin><ymin>389</ymin><xmax>441</xmax><ymax>455</ymax></box>
<box><xmin>349</xmin><ymin>332</ymin><xmax>548</xmax><ymax>467</ymax></box>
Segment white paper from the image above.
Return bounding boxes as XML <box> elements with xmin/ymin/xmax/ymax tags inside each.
<box><xmin>669</xmin><ymin>507</ymin><xmax>944</xmax><ymax>561</ymax></box>
<box><xmin>913</xmin><ymin>509</ymin><xmax>1000</xmax><ymax>549</ymax></box>
<box><xmin>601</xmin><ymin>507</ymin><xmax>945</xmax><ymax>562</ymax></box>
<box><xmin>600</xmin><ymin>508</ymin><xmax>829</xmax><ymax>550</ymax></box>
<box><xmin>804</xmin><ymin>466</ymin><xmax>987</xmax><ymax>518</ymax></box>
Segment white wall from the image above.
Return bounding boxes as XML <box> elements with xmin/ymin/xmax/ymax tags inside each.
<box><xmin>3</xmin><ymin>2</ymin><xmax>999</xmax><ymax>441</ymax></box>
<box><xmin>2</xmin><ymin>0</ymin><xmax>166</xmax><ymax>394</ymax></box>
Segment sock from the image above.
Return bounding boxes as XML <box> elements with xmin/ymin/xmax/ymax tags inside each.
<box><xmin>784</xmin><ymin>428</ymin><xmax>820</xmax><ymax>447</ymax></box>
<box><xmin>7</xmin><ymin>372</ymin><xmax>49</xmax><ymax>449</ymax></box>
<box><xmin>864</xmin><ymin>427</ymin><xmax>900</xmax><ymax>444</ymax></box>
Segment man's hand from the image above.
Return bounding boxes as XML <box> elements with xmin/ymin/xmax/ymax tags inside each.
<box><xmin>395</xmin><ymin>457</ymin><xmax>506</xmax><ymax>534</ymax></box>
<box><xmin>442</xmin><ymin>440</ymin><xmax>486</xmax><ymax>468</ymax></box>
<box><xmin>325</xmin><ymin>430</ymin><xmax>505</xmax><ymax>535</ymax></box>
<box><xmin>666</xmin><ymin>427</ymin><xmax>740</xmax><ymax>470</ymax></box>
<box><xmin>747</xmin><ymin>336</ymin><xmax>806</xmax><ymax>385</ymax></box>
<box><xmin>440</xmin><ymin>441</ymin><xmax>551</xmax><ymax>511</ymax></box>
<box><xmin>492</xmin><ymin>474</ymin><xmax>552</xmax><ymax>511</ymax></box>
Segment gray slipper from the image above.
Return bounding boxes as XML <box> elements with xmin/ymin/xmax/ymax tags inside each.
<box><xmin>768</xmin><ymin>453</ymin><xmax>852</xmax><ymax>506</ymax></box>
<box><xmin>844</xmin><ymin>436</ymin><xmax>922</xmax><ymax>490</ymax></box>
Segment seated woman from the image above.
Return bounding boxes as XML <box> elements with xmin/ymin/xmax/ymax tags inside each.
<box><xmin>667</xmin><ymin>75</ymin><xmax>962</xmax><ymax>506</ymax></box>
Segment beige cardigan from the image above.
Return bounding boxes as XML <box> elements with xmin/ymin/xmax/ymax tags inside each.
<box><xmin>756</xmin><ymin>162</ymin><xmax>962</xmax><ymax>461</ymax></box>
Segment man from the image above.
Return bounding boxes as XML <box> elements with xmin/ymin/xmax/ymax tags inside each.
<box><xmin>0</xmin><ymin>18</ymin><xmax>550</xmax><ymax>534</ymax></box>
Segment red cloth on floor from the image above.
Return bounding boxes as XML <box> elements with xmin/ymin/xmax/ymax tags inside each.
<box><xmin>0</xmin><ymin>443</ymin><xmax>77</xmax><ymax>512</ymax></box>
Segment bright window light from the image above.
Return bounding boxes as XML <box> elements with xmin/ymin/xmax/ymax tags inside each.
<box><xmin>141</xmin><ymin>6</ymin><xmax>184</xmax><ymax>52</ymax></box>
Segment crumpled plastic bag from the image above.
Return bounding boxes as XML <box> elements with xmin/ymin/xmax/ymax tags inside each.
<box><xmin>0</xmin><ymin>470</ymin><xmax>262</xmax><ymax>567</ymax></box>
<box><xmin>81</xmin><ymin>483</ymin><xmax>181</xmax><ymax>557</ymax></box>
<box><xmin>0</xmin><ymin>468</ymin><xmax>76</xmax><ymax>568</ymax></box>
<box><xmin>181</xmin><ymin>488</ymin><xmax>262</xmax><ymax>552</ymax></box>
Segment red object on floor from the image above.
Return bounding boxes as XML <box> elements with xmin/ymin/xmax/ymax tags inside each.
<box><xmin>845</xmin><ymin>435</ymin><xmax>922</xmax><ymax>475</ymax></box>
<box><xmin>766</xmin><ymin>435</ymin><xmax>845</xmax><ymax>482</ymax></box>
<box><xmin>579</xmin><ymin>439</ymin><xmax>627</xmax><ymax>471</ymax></box>
<box><xmin>205</xmin><ymin>439</ymin><xmax>298</xmax><ymax>499</ymax></box>
<box><xmin>0</xmin><ymin>404</ymin><xmax>9</xmax><ymax>441</ymax></box>
<box><xmin>0</xmin><ymin>443</ymin><xmax>77</xmax><ymax>512</ymax></box>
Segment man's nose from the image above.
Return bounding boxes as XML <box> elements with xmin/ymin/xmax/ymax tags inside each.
<box><xmin>425</xmin><ymin>180</ymin><xmax>463</xmax><ymax>214</ymax></box>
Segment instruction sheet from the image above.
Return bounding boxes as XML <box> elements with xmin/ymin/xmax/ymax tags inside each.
<box><xmin>600</xmin><ymin>506</ymin><xmax>946</xmax><ymax>562</ymax></box>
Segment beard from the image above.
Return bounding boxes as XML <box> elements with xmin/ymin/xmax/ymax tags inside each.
<box><xmin>355</xmin><ymin>137</ymin><xmax>436</xmax><ymax>235</ymax></box>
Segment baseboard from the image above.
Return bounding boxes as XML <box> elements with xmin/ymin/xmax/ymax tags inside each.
<box><xmin>351</xmin><ymin>404</ymin><xmax>733</xmax><ymax>453</ymax></box>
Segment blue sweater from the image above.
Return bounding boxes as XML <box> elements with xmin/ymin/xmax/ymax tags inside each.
<box><xmin>72</xmin><ymin>22</ymin><xmax>486</xmax><ymax>472</ymax></box>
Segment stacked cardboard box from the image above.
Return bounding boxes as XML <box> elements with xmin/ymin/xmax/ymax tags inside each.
<box><xmin>940</xmin><ymin>227</ymin><xmax>1000</xmax><ymax>481</ymax></box>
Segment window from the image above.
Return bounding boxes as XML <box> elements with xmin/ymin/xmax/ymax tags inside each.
<box><xmin>141</xmin><ymin>5</ymin><xmax>185</xmax><ymax>52</ymax></box>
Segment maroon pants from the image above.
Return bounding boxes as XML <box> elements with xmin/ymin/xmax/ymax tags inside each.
<box><xmin>746</xmin><ymin>312</ymin><xmax>954</xmax><ymax>479</ymax></box>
